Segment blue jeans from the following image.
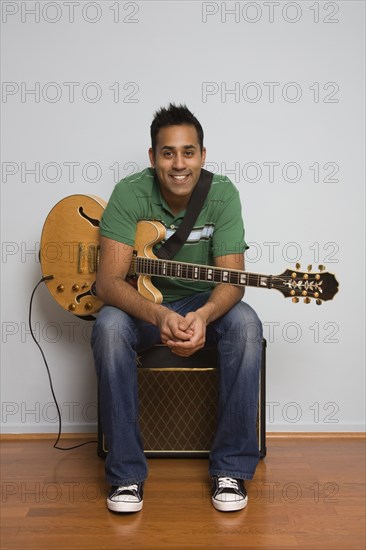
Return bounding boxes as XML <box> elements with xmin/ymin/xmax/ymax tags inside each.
<box><xmin>91</xmin><ymin>292</ymin><xmax>263</xmax><ymax>486</ymax></box>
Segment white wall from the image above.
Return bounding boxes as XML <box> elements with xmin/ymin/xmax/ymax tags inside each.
<box><xmin>1</xmin><ymin>0</ymin><xmax>365</xmax><ymax>434</ymax></box>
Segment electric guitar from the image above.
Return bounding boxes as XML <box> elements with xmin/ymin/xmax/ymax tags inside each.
<box><xmin>40</xmin><ymin>195</ymin><xmax>339</xmax><ymax>317</ymax></box>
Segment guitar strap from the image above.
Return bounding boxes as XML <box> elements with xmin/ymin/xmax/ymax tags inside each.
<box><xmin>155</xmin><ymin>168</ymin><xmax>214</xmax><ymax>260</ymax></box>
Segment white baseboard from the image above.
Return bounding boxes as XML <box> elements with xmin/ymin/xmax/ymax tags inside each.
<box><xmin>1</xmin><ymin>422</ymin><xmax>365</xmax><ymax>435</ymax></box>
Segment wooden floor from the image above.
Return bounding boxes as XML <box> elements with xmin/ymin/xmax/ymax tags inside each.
<box><xmin>1</xmin><ymin>435</ymin><xmax>365</xmax><ymax>550</ymax></box>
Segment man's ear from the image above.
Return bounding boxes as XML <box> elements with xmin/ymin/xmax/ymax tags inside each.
<box><xmin>148</xmin><ymin>147</ymin><xmax>155</xmax><ymax>167</ymax></box>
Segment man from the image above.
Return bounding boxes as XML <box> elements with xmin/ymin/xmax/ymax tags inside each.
<box><xmin>91</xmin><ymin>104</ymin><xmax>263</xmax><ymax>513</ymax></box>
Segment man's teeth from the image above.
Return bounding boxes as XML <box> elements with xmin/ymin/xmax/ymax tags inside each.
<box><xmin>172</xmin><ymin>175</ymin><xmax>187</xmax><ymax>180</ymax></box>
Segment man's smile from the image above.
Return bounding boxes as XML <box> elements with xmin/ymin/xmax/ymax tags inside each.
<box><xmin>170</xmin><ymin>173</ymin><xmax>191</xmax><ymax>183</ymax></box>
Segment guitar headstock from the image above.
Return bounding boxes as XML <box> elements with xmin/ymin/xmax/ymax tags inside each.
<box><xmin>274</xmin><ymin>264</ymin><xmax>339</xmax><ymax>304</ymax></box>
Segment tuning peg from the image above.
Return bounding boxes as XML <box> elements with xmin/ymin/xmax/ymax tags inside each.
<box><xmin>295</xmin><ymin>263</ymin><xmax>301</xmax><ymax>270</ymax></box>
<box><xmin>307</xmin><ymin>264</ymin><xmax>312</xmax><ymax>272</ymax></box>
<box><xmin>316</xmin><ymin>299</ymin><xmax>322</xmax><ymax>305</ymax></box>
<box><xmin>318</xmin><ymin>265</ymin><xmax>325</xmax><ymax>271</ymax></box>
<box><xmin>304</xmin><ymin>297</ymin><xmax>311</xmax><ymax>304</ymax></box>
<box><xmin>292</xmin><ymin>297</ymin><xmax>299</xmax><ymax>303</ymax></box>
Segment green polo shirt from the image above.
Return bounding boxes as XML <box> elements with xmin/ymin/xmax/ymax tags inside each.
<box><xmin>100</xmin><ymin>168</ymin><xmax>246</xmax><ymax>302</ymax></box>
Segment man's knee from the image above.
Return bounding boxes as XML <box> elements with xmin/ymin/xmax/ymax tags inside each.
<box><xmin>91</xmin><ymin>306</ymin><xmax>134</xmax><ymax>347</ymax></box>
<box><xmin>222</xmin><ymin>301</ymin><xmax>263</xmax><ymax>344</ymax></box>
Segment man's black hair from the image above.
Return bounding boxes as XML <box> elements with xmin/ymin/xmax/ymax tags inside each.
<box><xmin>150</xmin><ymin>103</ymin><xmax>204</xmax><ymax>153</ymax></box>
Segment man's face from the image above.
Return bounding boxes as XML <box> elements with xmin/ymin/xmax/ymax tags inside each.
<box><xmin>149</xmin><ymin>124</ymin><xmax>206</xmax><ymax>212</ymax></box>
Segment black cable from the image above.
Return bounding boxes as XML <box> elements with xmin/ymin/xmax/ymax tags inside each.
<box><xmin>29</xmin><ymin>276</ymin><xmax>97</xmax><ymax>450</ymax></box>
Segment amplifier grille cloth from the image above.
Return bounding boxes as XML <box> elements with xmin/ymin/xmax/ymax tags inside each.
<box><xmin>138</xmin><ymin>369</ymin><xmax>218</xmax><ymax>451</ymax></box>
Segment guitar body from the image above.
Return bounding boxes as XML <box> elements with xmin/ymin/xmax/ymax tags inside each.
<box><xmin>132</xmin><ymin>220</ymin><xmax>166</xmax><ymax>304</ymax></box>
<box><xmin>40</xmin><ymin>194</ymin><xmax>107</xmax><ymax>317</ymax></box>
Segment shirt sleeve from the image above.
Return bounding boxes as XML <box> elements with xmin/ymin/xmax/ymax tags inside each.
<box><xmin>99</xmin><ymin>182</ymin><xmax>139</xmax><ymax>246</ymax></box>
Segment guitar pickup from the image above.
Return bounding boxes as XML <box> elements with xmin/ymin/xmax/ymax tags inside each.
<box><xmin>88</xmin><ymin>244</ymin><xmax>99</xmax><ymax>273</ymax></box>
<box><xmin>78</xmin><ymin>243</ymin><xmax>86</xmax><ymax>273</ymax></box>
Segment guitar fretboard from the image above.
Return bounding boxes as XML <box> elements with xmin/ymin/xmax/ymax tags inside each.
<box><xmin>133</xmin><ymin>255</ymin><xmax>272</xmax><ymax>289</ymax></box>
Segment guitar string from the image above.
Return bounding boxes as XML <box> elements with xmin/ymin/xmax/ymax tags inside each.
<box><xmin>133</xmin><ymin>258</ymin><xmax>324</xmax><ymax>292</ymax></box>
<box><xmin>134</xmin><ymin>257</ymin><xmax>323</xmax><ymax>277</ymax></box>
<box><xmin>84</xmin><ymin>244</ymin><xmax>325</xmax><ymax>293</ymax></box>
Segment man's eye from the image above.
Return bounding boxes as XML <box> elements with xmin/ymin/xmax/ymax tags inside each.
<box><xmin>185</xmin><ymin>151</ymin><xmax>194</xmax><ymax>157</ymax></box>
<box><xmin>163</xmin><ymin>151</ymin><xmax>173</xmax><ymax>157</ymax></box>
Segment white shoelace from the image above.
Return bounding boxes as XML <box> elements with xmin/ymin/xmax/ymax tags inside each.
<box><xmin>217</xmin><ymin>477</ymin><xmax>239</xmax><ymax>490</ymax></box>
<box><xmin>116</xmin><ymin>484</ymin><xmax>139</xmax><ymax>493</ymax></box>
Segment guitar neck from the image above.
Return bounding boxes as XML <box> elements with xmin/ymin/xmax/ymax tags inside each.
<box><xmin>133</xmin><ymin>255</ymin><xmax>272</xmax><ymax>289</ymax></box>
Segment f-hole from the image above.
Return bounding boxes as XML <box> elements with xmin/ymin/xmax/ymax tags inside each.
<box><xmin>79</xmin><ymin>207</ymin><xmax>100</xmax><ymax>227</ymax></box>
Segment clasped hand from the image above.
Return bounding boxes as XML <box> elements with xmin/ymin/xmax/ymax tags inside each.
<box><xmin>158</xmin><ymin>309</ymin><xmax>207</xmax><ymax>357</ymax></box>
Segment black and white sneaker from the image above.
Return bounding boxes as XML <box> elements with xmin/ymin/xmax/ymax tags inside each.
<box><xmin>107</xmin><ymin>482</ymin><xmax>144</xmax><ymax>513</ymax></box>
<box><xmin>212</xmin><ymin>476</ymin><xmax>248</xmax><ymax>512</ymax></box>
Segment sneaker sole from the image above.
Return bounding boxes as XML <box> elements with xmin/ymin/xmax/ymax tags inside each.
<box><xmin>107</xmin><ymin>498</ymin><xmax>143</xmax><ymax>513</ymax></box>
<box><xmin>212</xmin><ymin>496</ymin><xmax>248</xmax><ymax>512</ymax></box>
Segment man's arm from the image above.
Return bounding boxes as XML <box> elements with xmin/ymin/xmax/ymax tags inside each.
<box><xmin>95</xmin><ymin>235</ymin><xmax>195</xmax><ymax>343</ymax></box>
<box><xmin>196</xmin><ymin>252</ymin><xmax>245</xmax><ymax>323</ymax></box>
<box><xmin>165</xmin><ymin>252</ymin><xmax>245</xmax><ymax>356</ymax></box>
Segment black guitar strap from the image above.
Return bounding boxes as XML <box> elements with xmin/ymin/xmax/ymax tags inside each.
<box><xmin>155</xmin><ymin>168</ymin><xmax>214</xmax><ymax>260</ymax></box>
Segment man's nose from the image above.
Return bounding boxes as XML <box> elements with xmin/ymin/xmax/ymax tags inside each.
<box><xmin>172</xmin><ymin>153</ymin><xmax>186</xmax><ymax>170</ymax></box>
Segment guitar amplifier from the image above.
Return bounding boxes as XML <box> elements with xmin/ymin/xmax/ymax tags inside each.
<box><xmin>98</xmin><ymin>339</ymin><xmax>266</xmax><ymax>459</ymax></box>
